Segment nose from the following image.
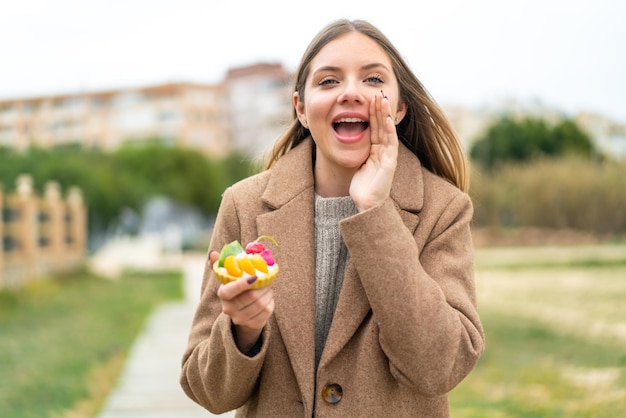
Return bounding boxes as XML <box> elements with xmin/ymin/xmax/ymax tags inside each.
<box><xmin>337</xmin><ymin>78</ymin><xmax>366</xmax><ymax>104</ymax></box>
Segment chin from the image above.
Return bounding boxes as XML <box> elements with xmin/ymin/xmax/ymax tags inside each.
<box><xmin>336</xmin><ymin>151</ymin><xmax>369</xmax><ymax>169</ymax></box>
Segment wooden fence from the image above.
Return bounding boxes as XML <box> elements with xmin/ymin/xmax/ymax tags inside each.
<box><xmin>0</xmin><ymin>175</ymin><xmax>87</xmax><ymax>289</ymax></box>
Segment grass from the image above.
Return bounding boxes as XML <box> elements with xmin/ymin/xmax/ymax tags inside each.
<box><xmin>450</xmin><ymin>245</ymin><xmax>626</xmax><ymax>417</ymax></box>
<box><xmin>0</xmin><ymin>269</ymin><xmax>183</xmax><ymax>418</ymax></box>
<box><xmin>2</xmin><ymin>243</ymin><xmax>624</xmax><ymax>417</ymax></box>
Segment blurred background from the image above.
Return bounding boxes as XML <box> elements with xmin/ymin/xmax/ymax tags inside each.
<box><xmin>1</xmin><ymin>1</ymin><xmax>625</xmax><ymax>417</ymax></box>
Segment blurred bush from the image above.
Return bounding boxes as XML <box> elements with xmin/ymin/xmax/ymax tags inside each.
<box><xmin>470</xmin><ymin>156</ymin><xmax>626</xmax><ymax>234</ymax></box>
<box><xmin>470</xmin><ymin>115</ymin><xmax>599</xmax><ymax>169</ymax></box>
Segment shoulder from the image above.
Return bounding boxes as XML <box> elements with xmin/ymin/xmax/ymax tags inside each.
<box><xmin>217</xmin><ymin>171</ymin><xmax>273</xmax><ymax>222</ymax></box>
<box><xmin>227</xmin><ymin>170</ymin><xmax>271</xmax><ymax>197</ymax></box>
<box><xmin>394</xmin><ymin>143</ymin><xmax>471</xmax><ymax>213</ymax></box>
<box><xmin>421</xmin><ymin>167</ymin><xmax>469</xmax><ymax>204</ymax></box>
<box><xmin>420</xmin><ymin>167</ymin><xmax>473</xmax><ymax>238</ymax></box>
<box><xmin>229</xmin><ymin>138</ymin><xmax>314</xmax><ymax>199</ymax></box>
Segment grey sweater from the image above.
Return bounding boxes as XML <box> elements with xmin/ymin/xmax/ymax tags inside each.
<box><xmin>314</xmin><ymin>194</ymin><xmax>358</xmax><ymax>369</ymax></box>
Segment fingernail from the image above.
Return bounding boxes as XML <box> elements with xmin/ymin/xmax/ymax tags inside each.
<box><xmin>381</xmin><ymin>89</ymin><xmax>387</xmax><ymax>99</ymax></box>
<box><xmin>246</xmin><ymin>276</ymin><xmax>258</xmax><ymax>285</ymax></box>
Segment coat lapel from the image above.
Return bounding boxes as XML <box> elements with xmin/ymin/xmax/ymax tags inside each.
<box><xmin>257</xmin><ymin>139</ymin><xmax>317</xmax><ymax>406</ymax></box>
<box><xmin>319</xmin><ymin>143</ymin><xmax>424</xmax><ymax>366</ymax></box>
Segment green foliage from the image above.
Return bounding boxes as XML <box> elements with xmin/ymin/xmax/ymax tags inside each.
<box><xmin>470</xmin><ymin>115</ymin><xmax>598</xmax><ymax>169</ymax></box>
<box><xmin>552</xmin><ymin>119</ymin><xmax>596</xmax><ymax>156</ymax></box>
<box><xmin>0</xmin><ymin>142</ymin><xmax>258</xmax><ymax>242</ymax></box>
<box><xmin>114</xmin><ymin>141</ymin><xmax>227</xmax><ymax>214</ymax></box>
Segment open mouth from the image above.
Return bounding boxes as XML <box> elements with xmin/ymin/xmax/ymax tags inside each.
<box><xmin>333</xmin><ymin>117</ymin><xmax>369</xmax><ymax>138</ymax></box>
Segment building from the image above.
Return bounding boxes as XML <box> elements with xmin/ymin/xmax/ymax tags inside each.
<box><xmin>0</xmin><ymin>82</ymin><xmax>230</xmax><ymax>156</ymax></box>
<box><xmin>0</xmin><ymin>64</ymin><xmax>295</xmax><ymax>158</ymax></box>
<box><xmin>224</xmin><ymin>62</ymin><xmax>293</xmax><ymax>157</ymax></box>
<box><xmin>575</xmin><ymin>112</ymin><xmax>626</xmax><ymax>158</ymax></box>
<box><xmin>1</xmin><ymin>66</ymin><xmax>624</xmax><ymax>160</ymax></box>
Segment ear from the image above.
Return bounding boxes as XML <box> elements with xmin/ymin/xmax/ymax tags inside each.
<box><xmin>395</xmin><ymin>101</ymin><xmax>408</xmax><ymax>125</ymax></box>
<box><xmin>293</xmin><ymin>91</ymin><xmax>308</xmax><ymax>128</ymax></box>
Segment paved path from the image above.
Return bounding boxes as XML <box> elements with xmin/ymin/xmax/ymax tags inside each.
<box><xmin>98</xmin><ymin>254</ymin><xmax>236</xmax><ymax>418</ymax></box>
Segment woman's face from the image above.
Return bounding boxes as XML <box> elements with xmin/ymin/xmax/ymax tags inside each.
<box><xmin>295</xmin><ymin>31</ymin><xmax>406</xmax><ymax>175</ymax></box>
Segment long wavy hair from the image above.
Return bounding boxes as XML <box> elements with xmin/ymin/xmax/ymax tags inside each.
<box><xmin>264</xmin><ymin>19</ymin><xmax>469</xmax><ymax>192</ymax></box>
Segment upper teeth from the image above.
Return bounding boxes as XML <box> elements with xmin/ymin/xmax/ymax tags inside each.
<box><xmin>335</xmin><ymin>118</ymin><xmax>365</xmax><ymax>123</ymax></box>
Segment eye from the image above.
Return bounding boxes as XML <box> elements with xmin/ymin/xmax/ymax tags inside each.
<box><xmin>365</xmin><ymin>74</ymin><xmax>384</xmax><ymax>84</ymax></box>
<box><xmin>319</xmin><ymin>77</ymin><xmax>339</xmax><ymax>86</ymax></box>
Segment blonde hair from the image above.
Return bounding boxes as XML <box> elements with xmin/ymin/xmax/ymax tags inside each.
<box><xmin>265</xmin><ymin>19</ymin><xmax>469</xmax><ymax>192</ymax></box>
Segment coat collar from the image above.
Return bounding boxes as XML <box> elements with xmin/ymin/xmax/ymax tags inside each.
<box><xmin>261</xmin><ymin>138</ymin><xmax>315</xmax><ymax>210</ymax></box>
<box><xmin>391</xmin><ymin>139</ymin><xmax>425</xmax><ymax>213</ymax></box>
<box><xmin>262</xmin><ymin>137</ymin><xmax>425</xmax><ymax>213</ymax></box>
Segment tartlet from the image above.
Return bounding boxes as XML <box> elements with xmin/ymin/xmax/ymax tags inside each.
<box><xmin>212</xmin><ymin>236</ymin><xmax>278</xmax><ymax>289</ymax></box>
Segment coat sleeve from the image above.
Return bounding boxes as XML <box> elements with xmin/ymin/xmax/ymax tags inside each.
<box><xmin>339</xmin><ymin>192</ymin><xmax>485</xmax><ymax>396</ymax></box>
<box><xmin>179</xmin><ymin>187</ymin><xmax>270</xmax><ymax>414</ymax></box>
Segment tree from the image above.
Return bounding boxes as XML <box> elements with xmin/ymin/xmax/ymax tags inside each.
<box><xmin>469</xmin><ymin>115</ymin><xmax>597</xmax><ymax>169</ymax></box>
<box><xmin>0</xmin><ymin>141</ymin><xmax>257</xmax><ymax>249</ymax></box>
<box><xmin>552</xmin><ymin>119</ymin><xmax>596</xmax><ymax>157</ymax></box>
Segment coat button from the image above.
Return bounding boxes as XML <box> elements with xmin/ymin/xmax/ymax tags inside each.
<box><xmin>322</xmin><ymin>383</ymin><xmax>343</xmax><ymax>404</ymax></box>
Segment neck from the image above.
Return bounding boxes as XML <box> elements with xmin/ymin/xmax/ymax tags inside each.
<box><xmin>313</xmin><ymin>161</ymin><xmax>355</xmax><ymax>198</ymax></box>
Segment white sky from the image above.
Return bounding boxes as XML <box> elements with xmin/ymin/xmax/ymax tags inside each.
<box><xmin>2</xmin><ymin>0</ymin><xmax>625</xmax><ymax>122</ymax></box>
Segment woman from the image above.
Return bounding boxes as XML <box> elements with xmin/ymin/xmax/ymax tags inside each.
<box><xmin>181</xmin><ymin>18</ymin><xmax>485</xmax><ymax>417</ymax></box>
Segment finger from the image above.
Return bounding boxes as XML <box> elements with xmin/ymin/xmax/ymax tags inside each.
<box><xmin>225</xmin><ymin>287</ymin><xmax>274</xmax><ymax>327</ymax></box>
<box><xmin>375</xmin><ymin>93</ymin><xmax>386</xmax><ymax>145</ymax></box>
<box><xmin>385</xmin><ymin>110</ymin><xmax>398</xmax><ymax>147</ymax></box>
<box><xmin>246</xmin><ymin>300</ymin><xmax>275</xmax><ymax>329</ymax></box>
<box><xmin>238</xmin><ymin>285</ymin><xmax>272</xmax><ymax>311</ymax></box>
<box><xmin>380</xmin><ymin>94</ymin><xmax>394</xmax><ymax>146</ymax></box>
<box><xmin>243</xmin><ymin>288</ymin><xmax>275</xmax><ymax>324</ymax></box>
<box><xmin>379</xmin><ymin>94</ymin><xmax>400</xmax><ymax>150</ymax></box>
<box><xmin>369</xmin><ymin>95</ymin><xmax>379</xmax><ymax>144</ymax></box>
<box><xmin>208</xmin><ymin>250</ymin><xmax>219</xmax><ymax>268</ymax></box>
<box><xmin>217</xmin><ymin>275</ymin><xmax>260</xmax><ymax>301</ymax></box>
<box><xmin>377</xmin><ymin>93</ymin><xmax>388</xmax><ymax>140</ymax></box>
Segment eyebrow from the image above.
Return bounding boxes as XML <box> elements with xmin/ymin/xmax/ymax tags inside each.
<box><xmin>312</xmin><ymin>62</ymin><xmax>391</xmax><ymax>76</ymax></box>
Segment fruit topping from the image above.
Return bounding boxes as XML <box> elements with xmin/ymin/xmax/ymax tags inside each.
<box><xmin>224</xmin><ymin>255</ymin><xmax>242</xmax><ymax>276</ymax></box>
<box><xmin>245</xmin><ymin>241</ymin><xmax>265</xmax><ymax>254</ymax></box>
<box><xmin>236</xmin><ymin>253</ymin><xmax>256</xmax><ymax>275</ymax></box>
<box><xmin>218</xmin><ymin>240</ymin><xmax>244</xmax><ymax>267</ymax></box>
<box><xmin>216</xmin><ymin>235</ymin><xmax>278</xmax><ymax>278</ymax></box>
<box><xmin>260</xmin><ymin>249</ymin><xmax>275</xmax><ymax>266</ymax></box>
<box><xmin>250</xmin><ymin>253</ymin><xmax>269</xmax><ymax>273</ymax></box>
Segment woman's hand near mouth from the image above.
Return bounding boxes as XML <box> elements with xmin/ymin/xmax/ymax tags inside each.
<box><xmin>349</xmin><ymin>91</ymin><xmax>399</xmax><ymax>212</ymax></box>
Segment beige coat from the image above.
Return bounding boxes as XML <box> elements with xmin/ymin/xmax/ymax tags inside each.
<box><xmin>180</xmin><ymin>138</ymin><xmax>485</xmax><ymax>417</ymax></box>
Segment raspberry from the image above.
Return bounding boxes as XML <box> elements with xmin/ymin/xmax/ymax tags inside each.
<box><xmin>260</xmin><ymin>249</ymin><xmax>275</xmax><ymax>266</ymax></box>
<box><xmin>245</xmin><ymin>241</ymin><xmax>266</xmax><ymax>254</ymax></box>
